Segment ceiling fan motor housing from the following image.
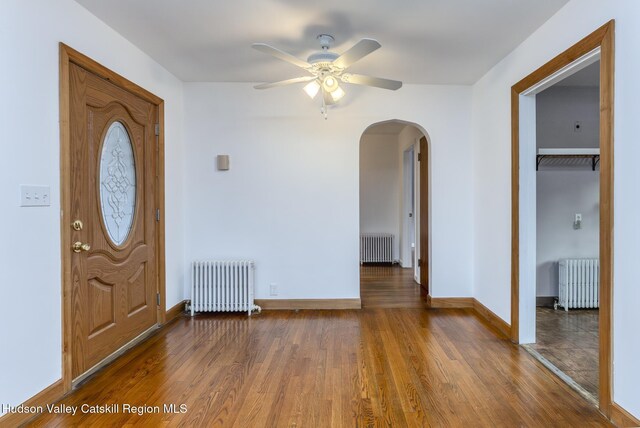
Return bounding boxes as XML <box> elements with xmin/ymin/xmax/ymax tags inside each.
<box><xmin>307</xmin><ymin>51</ymin><xmax>339</xmax><ymax>65</ymax></box>
<box><xmin>308</xmin><ymin>34</ymin><xmax>340</xmax><ymax>68</ymax></box>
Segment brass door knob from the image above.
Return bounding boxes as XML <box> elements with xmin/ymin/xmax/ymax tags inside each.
<box><xmin>72</xmin><ymin>242</ymin><xmax>91</xmax><ymax>253</ymax></box>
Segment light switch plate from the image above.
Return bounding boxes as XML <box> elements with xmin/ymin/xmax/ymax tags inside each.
<box><xmin>20</xmin><ymin>185</ymin><xmax>51</xmax><ymax>207</ymax></box>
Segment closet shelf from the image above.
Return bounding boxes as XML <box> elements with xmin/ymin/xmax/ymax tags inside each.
<box><xmin>536</xmin><ymin>148</ymin><xmax>600</xmax><ymax>171</ymax></box>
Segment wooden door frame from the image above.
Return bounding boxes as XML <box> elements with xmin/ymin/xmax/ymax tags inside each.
<box><xmin>418</xmin><ymin>136</ymin><xmax>429</xmax><ymax>296</ymax></box>
<box><xmin>510</xmin><ymin>21</ymin><xmax>614</xmax><ymax>416</ymax></box>
<box><xmin>59</xmin><ymin>43</ymin><xmax>166</xmax><ymax>392</ymax></box>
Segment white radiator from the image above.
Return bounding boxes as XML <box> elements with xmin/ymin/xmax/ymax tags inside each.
<box><xmin>558</xmin><ymin>258</ymin><xmax>599</xmax><ymax>311</ymax></box>
<box><xmin>191</xmin><ymin>261</ymin><xmax>261</xmax><ymax>316</ymax></box>
<box><xmin>360</xmin><ymin>233</ymin><xmax>394</xmax><ymax>263</ymax></box>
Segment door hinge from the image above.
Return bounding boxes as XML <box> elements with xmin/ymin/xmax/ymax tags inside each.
<box><xmin>418</xmin><ymin>258</ymin><xmax>422</xmax><ymax>267</ymax></box>
<box><xmin>156</xmin><ymin>208</ymin><xmax>160</xmax><ymax>222</ymax></box>
<box><xmin>154</xmin><ymin>124</ymin><xmax>160</xmax><ymax>136</ymax></box>
<box><xmin>156</xmin><ymin>293</ymin><xmax>160</xmax><ymax>306</ymax></box>
<box><xmin>418</xmin><ymin>153</ymin><xmax>422</xmax><ymax>162</ymax></box>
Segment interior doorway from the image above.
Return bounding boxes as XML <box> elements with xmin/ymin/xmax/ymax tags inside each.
<box><xmin>510</xmin><ymin>22</ymin><xmax>614</xmax><ymax>415</ymax></box>
<box><xmin>358</xmin><ymin>120</ymin><xmax>430</xmax><ymax>308</ymax></box>
<box><xmin>529</xmin><ymin>60</ymin><xmax>601</xmax><ymax>400</ymax></box>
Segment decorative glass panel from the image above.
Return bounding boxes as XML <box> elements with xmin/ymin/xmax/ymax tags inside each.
<box><xmin>99</xmin><ymin>121</ymin><xmax>136</xmax><ymax>246</ymax></box>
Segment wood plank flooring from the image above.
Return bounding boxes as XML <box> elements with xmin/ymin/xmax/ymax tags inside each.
<box><xmin>531</xmin><ymin>307</ymin><xmax>599</xmax><ymax>397</ymax></box>
<box><xmin>360</xmin><ymin>264</ymin><xmax>425</xmax><ymax>308</ymax></box>
<box><xmin>26</xmin><ymin>267</ymin><xmax>610</xmax><ymax>427</ymax></box>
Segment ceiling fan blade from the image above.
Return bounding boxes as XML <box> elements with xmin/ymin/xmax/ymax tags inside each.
<box><xmin>254</xmin><ymin>76</ymin><xmax>316</xmax><ymax>90</ymax></box>
<box><xmin>333</xmin><ymin>39</ymin><xmax>381</xmax><ymax>69</ymax></box>
<box><xmin>323</xmin><ymin>90</ymin><xmax>336</xmax><ymax>106</ymax></box>
<box><xmin>342</xmin><ymin>73</ymin><xmax>402</xmax><ymax>90</ymax></box>
<box><xmin>252</xmin><ymin>43</ymin><xmax>310</xmax><ymax>69</ymax></box>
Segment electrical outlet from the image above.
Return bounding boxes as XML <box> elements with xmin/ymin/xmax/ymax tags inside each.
<box><xmin>20</xmin><ymin>185</ymin><xmax>51</xmax><ymax>207</ymax></box>
<box><xmin>269</xmin><ymin>283</ymin><xmax>278</xmax><ymax>296</ymax></box>
<box><xmin>574</xmin><ymin>213</ymin><xmax>582</xmax><ymax>230</ymax></box>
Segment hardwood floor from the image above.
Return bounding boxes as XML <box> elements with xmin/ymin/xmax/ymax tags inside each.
<box><xmin>26</xmin><ymin>267</ymin><xmax>610</xmax><ymax>427</ymax></box>
<box><xmin>26</xmin><ymin>311</ymin><xmax>610</xmax><ymax>427</ymax></box>
<box><xmin>360</xmin><ymin>264</ymin><xmax>425</xmax><ymax>308</ymax></box>
<box><xmin>531</xmin><ymin>307</ymin><xmax>599</xmax><ymax>397</ymax></box>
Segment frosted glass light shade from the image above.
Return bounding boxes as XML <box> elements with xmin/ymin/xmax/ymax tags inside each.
<box><xmin>322</xmin><ymin>75</ymin><xmax>339</xmax><ymax>92</ymax></box>
<box><xmin>330</xmin><ymin>86</ymin><xmax>345</xmax><ymax>102</ymax></box>
<box><xmin>303</xmin><ymin>80</ymin><xmax>320</xmax><ymax>99</ymax></box>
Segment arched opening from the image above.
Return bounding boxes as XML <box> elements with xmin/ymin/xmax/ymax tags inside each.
<box><xmin>358</xmin><ymin>119</ymin><xmax>431</xmax><ymax>307</ymax></box>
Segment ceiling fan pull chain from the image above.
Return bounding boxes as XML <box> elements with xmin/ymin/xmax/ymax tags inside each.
<box><xmin>320</xmin><ymin>97</ymin><xmax>328</xmax><ymax>120</ymax></box>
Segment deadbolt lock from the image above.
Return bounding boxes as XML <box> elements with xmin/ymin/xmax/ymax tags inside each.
<box><xmin>72</xmin><ymin>220</ymin><xmax>84</xmax><ymax>231</ymax></box>
<box><xmin>72</xmin><ymin>242</ymin><xmax>91</xmax><ymax>253</ymax></box>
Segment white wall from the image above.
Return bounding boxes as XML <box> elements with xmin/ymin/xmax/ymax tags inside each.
<box><xmin>359</xmin><ymin>134</ymin><xmax>401</xmax><ymax>261</ymax></box>
<box><xmin>536</xmin><ymin>171</ymin><xmax>599</xmax><ymax>296</ymax></box>
<box><xmin>471</xmin><ymin>0</ymin><xmax>640</xmax><ymax>416</ymax></box>
<box><xmin>183</xmin><ymin>83</ymin><xmax>473</xmax><ymax>300</ymax></box>
<box><xmin>0</xmin><ymin>0</ymin><xmax>185</xmax><ymax>412</ymax></box>
<box><xmin>537</xmin><ymin>86</ymin><xmax>600</xmax><ymax>149</ymax></box>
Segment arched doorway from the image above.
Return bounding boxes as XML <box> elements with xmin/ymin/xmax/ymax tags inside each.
<box><xmin>358</xmin><ymin>120</ymin><xmax>431</xmax><ymax>306</ymax></box>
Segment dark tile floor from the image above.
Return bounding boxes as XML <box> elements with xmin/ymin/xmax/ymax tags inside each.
<box><xmin>531</xmin><ymin>307</ymin><xmax>599</xmax><ymax>397</ymax></box>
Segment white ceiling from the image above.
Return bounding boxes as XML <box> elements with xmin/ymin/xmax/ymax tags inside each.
<box><xmin>75</xmin><ymin>0</ymin><xmax>569</xmax><ymax>84</ymax></box>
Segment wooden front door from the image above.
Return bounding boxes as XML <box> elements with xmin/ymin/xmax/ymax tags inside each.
<box><xmin>419</xmin><ymin>136</ymin><xmax>429</xmax><ymax>293</ymax></box>
<box><xmin>69</xmin><ymin>62</ymin><xmax>159</xmax><ymax>379</ymax></box>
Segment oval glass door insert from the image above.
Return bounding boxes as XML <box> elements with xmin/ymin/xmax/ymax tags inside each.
<box><xmin>99</xmin><ymin>121</ymin><xmax>136</xmax><ymax>246</ymax></box>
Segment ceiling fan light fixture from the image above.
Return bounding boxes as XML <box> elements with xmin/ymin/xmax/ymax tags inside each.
<box><xmin>252</xmin><ymin>34</ymin><xmax>402</xmax><ymax>119</ymax></box>
<box><xmin>330</xmin><ymin>86</ymin><xmax>345</xmax><ymax>102</ymax></box>
<box><xmin>322</xmin><ymin>75</ymin><xmax>339</xmax><ymax>92</ymax></box>
<box><xmin>303</xmin><ymin>80</ymin><xmax>321</xmax><ymax>99</ymax></box>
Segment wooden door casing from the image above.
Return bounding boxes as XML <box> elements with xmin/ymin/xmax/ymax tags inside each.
<box><xmin>419</xmin><ymin>137</ymin><xmax>429</xmax><ymax>294</ymax></box>
<box><xmin>69</xmin><ymin>63</ymin><xmax>158</xmax><ymax>378</ymax></box>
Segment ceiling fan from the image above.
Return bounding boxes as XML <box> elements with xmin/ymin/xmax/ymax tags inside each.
<box><xmin>252</xmin><ymin>34</ymin><xmax>402</xmax><ymax>118</ymax></box>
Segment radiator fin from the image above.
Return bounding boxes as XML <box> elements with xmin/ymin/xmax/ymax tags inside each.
<box><xmin>360</xmin><ymin>233</ymin><xmax>394</xmax><ymax>263</ymax></box>
<box><xmin>558</xmin><ymin>258</ymin><xmax>599</xmax><ymax>311</ymax></box>
<box><xmin>191</xmin><ymin>260</ymin><xmax>261</xmax><ymax>316</ymax></box>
